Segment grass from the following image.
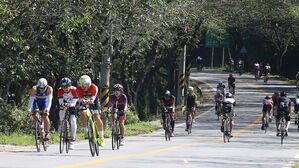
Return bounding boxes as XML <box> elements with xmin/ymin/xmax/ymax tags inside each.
<box><xmin>0</xmin><ymin>122</ymin><xmax>160</xmax><ymax>146</ymax></box>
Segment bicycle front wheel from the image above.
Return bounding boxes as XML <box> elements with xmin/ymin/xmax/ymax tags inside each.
<box><xmin>111</xmin><ymin>124</ymin><xmax>116</xmax><ymax>150</ymax></box>
<box><xmin>35</xmin><ymin>121</ymin><xmax>41</xmax><ymax>152</ymax></box>
<box><xmin>187</xmin><ymin>114</ymin><xmax>192</xmax><ymax>134</ymax></box>
<box><xmin>165</xmin><ymin>117</ymin><xmax>171</xmax><ymax>141</ymax></box>
<box><xmin>87</xmin><ymin>120</ymin><xmax>96</xmax><ymax>156</ymax></box>
<box><xmin>94</xmin><ymin>124</ymin><xmax>99</xmax><ymax>156</ymax></box>
<box><xmin>115</xmin><ymin>120</ymin><xmax>121</xmax><ymax>150</ymax></box>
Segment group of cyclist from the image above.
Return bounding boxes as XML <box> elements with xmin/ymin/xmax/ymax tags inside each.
<box><xmin>213</xmin><ymin>74</ymin><xmax>237</xmax><ymax>137</ymax></box>
<box><xmin>27</xmin><ymin>75</ymin><xmax>128</xmax><ymax>150</ymax></box>
<box><xmin>262</xmin><ymin>91</ymin><xmax>299</xmax><ymax>136</ymax></box>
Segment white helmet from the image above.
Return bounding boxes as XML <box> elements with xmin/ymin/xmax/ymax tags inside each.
<box><xmin>187</xmin><ymin>86</ymin><xmax>194</xmax><ymax>92</ymax></box>
<box><xmin>37</xmin><ymin>78</ymin><xmax>48</xmax><ymax>89</ymax></box>
<box><xmin>226</xmin><ymin>92</ymin><xmax>233</xmax><ymax>98</ymax></box>
<box><xmin>79</xmin><ymin>75</ymin><xmax>91</xmax><ymax>88</ymax></box>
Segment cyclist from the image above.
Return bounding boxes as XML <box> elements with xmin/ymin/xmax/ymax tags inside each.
<box><xmin>261</xmin><ymin>96</ymin><xmax>273</xmax><ymax>130</ymax></box>
<box><xmin>196</xmin><ymin>56</ymin><xmax>203</xmax><ymax>70</ymax></box>
<box><xmin>216</xmin><ymin>81</ymin><xmax>226</xmax><ymax>96</ymax></box>
<box><xmin>264</xmin><ymin>63</ymin><xmax>271</xmax><ymax>81</ymax></box>
<box><xmin>57</xmin><ymin>77</ymin><xmax>78</xmax><ymax>150</ymax></box>
<box><xmin>254</xmin><ymin>62</ymin><xmax>261</xmax><ymax>79</ymax></box>
<box><xmin>27</xmin><ymin>78</ymin><xmax>53</xmax><ymax>141</ymax></box>
<box><xmin>294</xmin><ymin>93</ymin><xmax>299</xmax><ymax>124</ymax></box>
<box><xmin>214</xmin><ymin>91</ymin><xmax>224</xmax><ymax>115</ymax></box>
<box><xmin>107</xmin><ymin>84</ymin><xmax>128</xmax><ymax>146</ymax></box>
<box><xmin>161</xmin><ymin>90</ymin><xmax>176</xmax><ymax>137</ymax></box>
<box><xmin>77</xmin><ymin>75</ymin><xmax>105</xmax><ymax>147</ymax></box>
<box><xmin>228</xmin><ymin>73</ymin><xmax>236</xmax><ymax>95</ymax></box>
<box><xmin>184</xmin><ymin>86</ymin><xmax>197</xmax><ymax>131</ymax></box>
<box><xmin>228</xmin><ymin>58</ymin><xmax>234</xmax><ymax>72</ymax></box>
<box><xmin>276</xmin><ymin>91</ymin><xmax>291</xmax><ymax>136</ymax></box>
<box><xmin>221</xmin><ymin>92</ymin><xmax>236</xmax><ymax>137</ymax></box>
<box><xmin>237</xmin><ymin>59</ymin><xmax>244</xmax><ymax>75</ymax></box>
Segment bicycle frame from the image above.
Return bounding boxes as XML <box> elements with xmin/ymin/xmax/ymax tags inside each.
<box><xmin>34</xmin><ymin>110</ymin><xmax>48</xmax><ymax>152</ymax></box>
<box><xmin>84</xmin><ymin>104</ymin><xmax>99</xmax><ymax>157</ymax></box>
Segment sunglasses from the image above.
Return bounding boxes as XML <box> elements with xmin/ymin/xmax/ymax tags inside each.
<box><xmin>114</xmin><ymin>91</ymin><xmax>121</xmax><ymax>94</ymax></box>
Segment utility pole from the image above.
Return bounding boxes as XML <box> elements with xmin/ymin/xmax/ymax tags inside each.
<box><xmin>177</xmin><ymin>44</ymin><xmax>186</xmax><ymax>105</ymax></box>
<box><xmin>222</xmin><ymin>48</ymin><xmax>225</xmax><ymax>67</ymax></box>
<box><xmin>211</xmin><ymin>47</ymin><xmax>214</xmax><ymax>68</ymax></box>
<box><xmin>100</xmin><ymin>13</ymin><xmax>113</xmax><ymax>108</ymax></box>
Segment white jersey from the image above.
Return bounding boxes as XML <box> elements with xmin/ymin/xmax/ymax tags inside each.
<box><xmin>223</xmin><ymin>98</ymin><xmax>236</xmax><ymax>105</ymax></box>
<box><xmin>57</xmin><ymin>86</ymin><xmax>78</xmax><ymax>107</ymax></box>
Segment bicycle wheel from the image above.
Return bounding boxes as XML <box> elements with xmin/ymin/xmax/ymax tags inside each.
<box><xmin>59</xmin><ymin>120</ymin><xmax>66</xmax><ymax>154</ymax></box>
<box><xmin>280</xmin><ymin>118</ymin><xmax>285</xmax><ymax>144</ymax></box>
<box><xmin>223</xmin><ymin>118</ymin><xmax>227</xmax><ymax>143</ymax></box>
<box><xmin>35</xmin><ymin>121</ymin><xmax>41</xmax><ymax>152</ymax></box>
<box><xmin>87</xmin><ymin>120</ymin><xmax>96</xmax><ymax>156</ymax></box>
<box><xmin>165</xmin><ymin>117</ymin><xmax>171</xmax><ymax>141</ymax></box>
<box><xmin>115</xmin><ymin>120</ymin><xmax>121</xmax><ymax>149</ymax></box>
<box><xmin>65</xmin><ymin>120</ymin><xmax>70</xmax><ymax>154</ymax></box>
<box><xmin>187</xmin><ymin>114</ymin><xmax>192</xmax><ymax>134</ymax></box>
<box><xmin>42</xmin><ymin>139</ymin><xmax>48</xmax><ymax>151</ymax></box>
<box><xmin>111</xmin><ymin>124</ymin><xmax>116</xmax><ymax>150</ymax></box>
<box><xmin>94</xmin><ymin>125</ymin><xmax>99</xmax><ymax>156</ymax></box>
<box><xmin>265</xmin><ymin>113</ymin><xmax>269</xmax><ymax>134</ymax></box>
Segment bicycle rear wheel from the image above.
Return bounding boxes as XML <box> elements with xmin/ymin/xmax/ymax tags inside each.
<box><xmin>280</xmin><ymin>118</ymin><xmax>285</xmax><ymax>144</ymax></box>
<box><xmin>87</xmin><ymin>120</ymin><xmax>96</xmax><ymax>156</ymax></box>
<box><xmin>35</xmin><ymin>121</ymin><xmax>41</xmax><ymax>152</ymax></box>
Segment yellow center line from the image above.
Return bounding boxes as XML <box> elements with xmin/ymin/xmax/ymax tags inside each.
<box><xmin>58</xmin><ymin>79</ymin><xmax>268</xmax><ymax>168</ymax></box>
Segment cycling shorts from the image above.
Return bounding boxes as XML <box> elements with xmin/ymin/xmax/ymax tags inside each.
<box><xmin>222</xmin><ymin>105</ymin><xmax>235</xmax><ymax>118</ymax></box>
<box><xmin>112</xmin><ymin>108</ymin><xmax>126</xmax><ymax>120</ymax></box>
<box><xmin>262</xmin><ymin>104</ymin><xmax>272</xmax><ymax>113</ymax></box>
<box><xmin>276</xmin><ymin>110</ymin><xmax>290</xmax><ymax>121</ymax></box>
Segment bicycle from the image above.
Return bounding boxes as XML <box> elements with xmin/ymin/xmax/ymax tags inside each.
<box><xmin>186</xmin><ymin>108</ymin><xmax>193</xmax><ymax>135</ymax></box>
<box><xmin>108</xmin><ymin>101</ymin><xmax>122</xmax><ymax>150</ymax></box>
<box><xmin>263</xmin><ymin>108</ymin><xmax>270</xmax><ymax>134</ymax></box>
<box><xmin>33</xmin><ymin>110</ymin><xmax>49</xmax><ymax>152</ymax></box>
<box><xmin>222</xmin><ymin>105</ymin><xmax>232</xmax><ymax>143</ymax></box>
<box><xmin>163</xmin><ymin>107</ymin><xmax>173</xmax><ymax>141</ymax></box>
<box><xmin>197</xmin><ymin>63</ymin><xmax>203</xmax><ymax>72</ymax></box>
<box><xmin>83</xmin><ymin>104</ymin><xmax>100</xmax><ymax>157</ymax></box>
<box><xmin>59</xmin><ymin>106</ymin><xmax>72</xmax><ymax>154</ymax></box>
<box><xmin>279</xmin><ymin>110</ymin><xmax>287</xmax><ymax>144</ymax></box>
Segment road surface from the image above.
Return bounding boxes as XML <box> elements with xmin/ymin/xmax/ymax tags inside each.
<box><xmin>1</xmin><ymin>69</ymin><xmax>298</xmax><ymax>168</ymax></box>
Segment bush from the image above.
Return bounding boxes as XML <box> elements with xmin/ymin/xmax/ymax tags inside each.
<box><xmin>126</xmin><ymin>107</ymin><xmax>140</xmax><ymax>124</ymax></box>
<box><xmin>0</xmin><ymin>98</ymin><xmax>33</xmax><ymax>134</ymax></box>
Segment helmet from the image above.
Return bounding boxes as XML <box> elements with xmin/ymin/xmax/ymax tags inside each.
<box><xmin>165</xmin><ymin>90</ymin><xmax>171</xmax><ymax>97</ymax></box>
<box><xmin>265</xmin><ymin>96</ymin><xmax>271</xmax><ymax>99</ymax></box>
<box><xmin>280</xmin><ymin>91</ymin><xmax>287</xmax><ymax>97</ymax></box>
<box><xmin>79</xmin><ymin>75</ymin><xmax>91</xmax><ymax>88</ymax></box>
<box><xmin>37</xmin><ymin>78</ymin><xmax>48</xmax><ymax>89</ymax></box>
<box><xmin>113</xmin><ymin>84</ymin><xmax>123</xmax><ymax>91</ymax></box>
<box><xmin>187</xmin><ymin>86</ymin><xmax>194</xmax><ymax>92</ymax></box>
<box><xmin>60</xmin><ymin>77</ymin><xmax>71</xmax><ymax>88</ymax></box>
<box><xmin>226</xmin><ymin>92</ymin><xmax>233</xmax><ymax>98</ymax></box>
<box><xmin>229</xmin><ymin>73</ymin><xmax>233</xmax><ymax>77</ymax></box>
<box><xmin>218</xmin><ymin>81</ymin><xmax>223</xmax><ymax>85</ymax></box>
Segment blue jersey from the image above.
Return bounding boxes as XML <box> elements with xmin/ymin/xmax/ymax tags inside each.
<box><xmin>33</xmin><ymin>85</ymin><xmax>49</xmax><ymax>111</ymax></box>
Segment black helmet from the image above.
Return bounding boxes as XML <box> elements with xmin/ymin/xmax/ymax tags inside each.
<box><xmin>60</xmin><ymin>77</ymin><xmax>71</xmax><ymax>88</ymax></box>
<box><xmin>280</xmin><ymin>91</ymin><xmax>287</xmax><ymax>97</ymax></box>
<box><xmin>265</xmin><ymin>96</ymin><xmax>271</xmax><ymax>99</ymax></box>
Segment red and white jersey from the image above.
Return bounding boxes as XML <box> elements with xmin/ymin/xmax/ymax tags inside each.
<box><xmin>77</xmin><ymin>83</ymin><xmax>98</xmax><ymax>102</ymax></box>
<box><xmin>57</xmin><ymin>86</ymin><xmax>78</xmax><ymax>107</ymax></box>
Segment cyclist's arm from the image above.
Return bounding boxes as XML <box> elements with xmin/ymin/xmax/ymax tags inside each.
<box><xmin>57</xmin><ymin>88</ymin><xmax>65</xmax><ymax>107</ymax></box>
<box><xmin>27</xmin><ymin>86</ymin><xmax>37</xmax><ymax>112</ymax></box>
<box><xmin>69</xmin><ymin>88</ymin><xmax>79</xmax><ymax>107</ymax></box>
<box><xmin>45</xmin><ymin>86</ymin><xmax>53</xmax><ymax>112</ymax></box>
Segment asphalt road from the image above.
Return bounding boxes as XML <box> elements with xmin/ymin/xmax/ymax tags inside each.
<box><xmin>1</xmin><ymin>69</ymin><xmax>299</xmax><ymax>168</ymax></box>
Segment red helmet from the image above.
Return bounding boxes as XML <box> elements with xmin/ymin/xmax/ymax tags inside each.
<box><xmin>229</xmin><ymin>73</ymin><xmax>233</xmax><ymax>76</ymax></box>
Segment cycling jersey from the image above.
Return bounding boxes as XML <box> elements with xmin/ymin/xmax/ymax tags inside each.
<box><xmin>272</xmin><ymin>93</ymin><xmax>280</xmax><ymax>106</ymax></box>
<box><xmin>262</xmin><ymin>99</ymin><xmax>273</xmax><ymax>113</ymax></box>
<box><xmin>186</xmin><ymin>94</ymin><xmax>196</xmax><ymax>109</ymax></box>
<box><xmin>228</xmin><ymin>77</ymin><xmax>235</xmax><ymax>86</ymax></box>
<box><xmin>77</xmin><ymin>83</ymin><xmax>98</xmax><ymax>102</ymax></box>
<box><xmin>57</xmin><ymin>86</ymin><xmax>78</xmax><ymax>107</ymax></box>
<box><xmin>109</xmin><ymin>93</ymin><xmax>128</xmax><ymax>111</ymax></box>
<box><xmin>216</xmin><ymin>85</ymin><xmax>226</xmax><ymax>95</ymax></box>
<box><xmin>223</xmin><ymin>98</ymin><xmax>236</xmax><ymax>117</ymax></box>
<box><xmin>32</xmin><ymin>85</ymin><xmax>50</xmax><ymax>111</ymax></box>
<box><xmin>263</xmin><ymin>99</ymin><xmax>273</xmax><ymax>106</ymax></box>
<box><xmin>161</xmin><ymin>95</ymin><xmax>175</xmax><ymax>113</ymax></box>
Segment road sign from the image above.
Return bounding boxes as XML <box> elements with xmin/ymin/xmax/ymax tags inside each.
<box><xmin>240</xmin><ymin>46</ymin><xmax>247</xmax><ymax>54</ymax></box>
<box><xmin>205</xmin><ymin>32</ymin><xmax>229</xmax><ymax>48</ymax></box>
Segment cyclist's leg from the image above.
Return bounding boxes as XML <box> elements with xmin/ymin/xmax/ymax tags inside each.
<box><xmin>285</xmin><ymin>111</ymin><xmax>291</xmax><ymax>130</ymax></box>
<box><xmin>39</xmin><ymin>103</ymin><xmax>50</xmax><ymax>133</ymax></box>
<box><xmin>169</xmin><ymin>109</ymin><xmax>175</xmax><ymax>133</ymax></box>
<box><xmin>185</xmin><ymin>110</ymin><xmax>189</xmax><ymax>128</ymax></box>
<box><xmin>161</xmin><ymin>112</ymin><xmax>166</xmax><ymax>128</ymax></box>
<box><xmin>229</xmin><ymin>110</ymin><xmax>235</xmax><ymax>134</ymax></box>
<box><xmin>79</xmin><ymin>107</ymin><xmax>87</xmax><ymax>128</ymax></box>
<box><xmin>69</xmin><ymin>108</ymin><xmax>77</xmax><ymax>140</ymax></box>
<box><xmin>119</xmin><ymin>113</ymin><xmax>126</xmax><ymax>138</ymax></box>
